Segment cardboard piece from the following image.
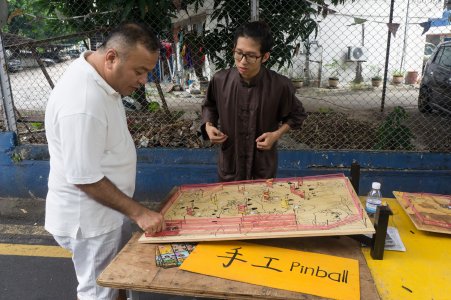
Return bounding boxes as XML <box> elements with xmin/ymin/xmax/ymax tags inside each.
<box><xmin>180</xmin><ymin>241</ymin><xmax>360</xmax><ymax>300</ymax></box>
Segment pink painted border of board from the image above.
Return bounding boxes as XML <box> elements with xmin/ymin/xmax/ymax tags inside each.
<box><xmin>152</xmin><ymin>173</ymin><xmax>366</xmax><ymax>236</ymax></box>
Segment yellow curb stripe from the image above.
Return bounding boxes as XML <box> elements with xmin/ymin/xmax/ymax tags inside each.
<box><xmin>0</xmin><ymin>243</ymin><xmax>71</xmax><ymax>258</ymax></box>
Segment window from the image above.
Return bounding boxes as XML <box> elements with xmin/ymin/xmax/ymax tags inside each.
<box><xmin>438</xmin><ymin>46</ymin><xmax>451</xmax><ymax>68</ymax></box>
<box><xmin>424</xmin><ymin>43</ymin><xmax>436</xmax><ymax>56</ymax></box>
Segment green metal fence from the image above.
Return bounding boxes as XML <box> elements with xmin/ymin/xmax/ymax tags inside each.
<box><xmin>1</xmin><ymin>0</ymin><xmax>450</xmax><ymax>152</ymax></box>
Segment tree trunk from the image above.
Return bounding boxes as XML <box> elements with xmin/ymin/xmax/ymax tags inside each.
<box><xmin>151</xmin><ymin>69</ymin><xmax>171</xmax><ymax>116</ymax></box>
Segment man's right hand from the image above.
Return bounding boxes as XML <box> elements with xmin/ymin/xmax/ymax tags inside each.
<box><xmin>205</xmin><ymin>122</ymin><xmax>228</xmax><ymax>144</ymax></box>
<box><xmin>75</xmin><ymin>177</ymin><xmax>166</xmax><ymax>235</ymax></box>
<box><xmin>134</xmin><ymin>209</ymin><xmax>165</xmax><ymax>235</ymax></box>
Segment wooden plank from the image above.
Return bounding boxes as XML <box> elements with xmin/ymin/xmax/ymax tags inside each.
<box><xmin>16</xmin><ymin>114</ymin><xmax>45</xmax><ymax>123</ymax></box>
<box><xmin>140</xmin><ymin>174</ymin><xmax>374</xmax><ymax>244</ymax></box>
<box><xmin>393</xmin><ymin>191</ymin><xmax>451</xmax><ymax>234</ymax></box>
<box><xmin>97</xmin><ymin>233</ymin><xmax>380</xmax><ymax>300</ymax></box>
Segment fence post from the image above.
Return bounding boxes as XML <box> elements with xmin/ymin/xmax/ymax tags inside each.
<box><xmin>0</xmin><ymin>30</ymin><xmax>17</xmax><ymax>133</ymax></box>
<box><xmin>381</xmin><ymin>0</ymin><xmax>396</xmax><ymax>113</ymax></box>
<box><xmin>251</xmin><ymin>0</ymin><xmax>259</xmax><ymax>21</ymax></box>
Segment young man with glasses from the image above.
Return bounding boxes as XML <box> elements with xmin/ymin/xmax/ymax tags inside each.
<box><xmin>201</xmin><ymin>21</ymin><xmax>307</xmax><ymax>182</ymax></box>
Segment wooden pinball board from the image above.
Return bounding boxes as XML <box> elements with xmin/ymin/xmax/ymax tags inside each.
<box><xmin>393</xmin><ymin>191</ymin><xmax>451</xmax><ymax>234</ymax></box>
<box><xmin>139</xmin><ymin>174</ymin><xmax>375</xmax><ymax>243</ymax></box>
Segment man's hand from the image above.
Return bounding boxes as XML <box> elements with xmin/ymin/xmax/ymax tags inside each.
<box><xmin>76</xmin><ymin>177</ymin><xmax>166</xmax><ymax>235</ymax></box>
<box><xmin>205</xmin><ymin>122</ymin><xmax>228</xmax><ymax>144</ymax></box>
<box><xmin>255</xmin><ymin>132</ymin><xmax>279</xmax><ymax>150</ymax></box>
<box><xmin>133</xmin><ymin>209</ymin><xmax>165</xmax><ymax>235</ymax></box>
<box><xmin>255</xmin><ymin>124</ymin><xmax>291</xmax><ymax>150</ymax></box>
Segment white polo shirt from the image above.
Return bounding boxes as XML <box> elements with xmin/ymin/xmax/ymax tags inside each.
<box><xmin>45</xmin><ymin>51</ymin><xmax>137</xmax><ymax>239</ymax></box>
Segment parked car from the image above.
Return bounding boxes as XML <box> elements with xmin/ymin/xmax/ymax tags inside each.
<box><xmin>418</xmin><ymin>41</ymin><xmax>451</xmax><ymax>114</ymax></box>
<box><xmin>41</xmin><ymin>51</ymin><xmax>63</xmax><ymax>63</ymax></box>
<box><xmin>42</xmin><ymin>58</ymin><xmax>57</xmax><ymax>67</ymax></box>
<box><xmin>67</xmin><ymin>49</ymin><xmax>80</xmax><ymax>58</ymax></box>
<box><xmin>6</xmin><ymin>58</ymin><xmax>23</xmax><ymax>72</ymax></box>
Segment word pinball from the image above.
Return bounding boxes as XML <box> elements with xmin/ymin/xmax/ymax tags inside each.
<box><xmin>218</xmin><ymin>247</ymin><xmax>351</xmax><ymax>284</ymax></box>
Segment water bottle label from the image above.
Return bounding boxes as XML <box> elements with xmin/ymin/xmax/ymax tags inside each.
<box><xmin>366</xmin><ymin>198</ymin><xmax>381</xmax><ymax>214</ymax></box>
<box><xmin>365</xmin><ymin>202</ymin><xmax>377</xmax><ymax>214</ymax></box>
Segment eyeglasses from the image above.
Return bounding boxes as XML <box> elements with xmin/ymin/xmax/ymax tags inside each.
<box><xmin>233</xmin><ymin>50</ymin><xmax>262</xmax><ymax>64</ymax></box>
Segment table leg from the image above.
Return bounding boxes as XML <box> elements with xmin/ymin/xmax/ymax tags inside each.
<box><xmin>128</xmin><ymin>290</ymin><xmax>140</xmax><ymax>300</ymax></box>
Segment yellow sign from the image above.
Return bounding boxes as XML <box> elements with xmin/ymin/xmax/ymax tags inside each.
<box><xmin>180</xmin><ymin>241</ymin><xmax>359</xmax><ymax>300</ymax></box>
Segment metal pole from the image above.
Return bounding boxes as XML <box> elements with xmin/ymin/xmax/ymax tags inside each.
<box><xmin>400</xmin><ymin>0</ymin><xmax>411</xmax><ymax>71</ymax></box>
<box><xmin>380</xmin><ymin>0</ymin><xmax>396</xmax><ymax>113</ymax></box>
<box><xmin>31</xmin><ymin>48</ymin><xmax>54</xmax><ymax>89</ymax></box>
<box><xmin>0</xmin><ymin>30</ymin><xmax>17</xmax><ymax>133</ymax></box>
<box><xmin>251</xmin><ymin>0</ymin><xmax>259</xmax><ymax>21</ymax></box>
<box><xmin>362</xmin><ymin>23</ymin><xmax>365</xmax><ymax>46</ymax></box>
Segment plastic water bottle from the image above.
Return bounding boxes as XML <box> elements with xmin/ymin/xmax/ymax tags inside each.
<box><xmin>365</xmin><ymin>182</ymin><xmax>382</xmax><ymax>215</ymax></box>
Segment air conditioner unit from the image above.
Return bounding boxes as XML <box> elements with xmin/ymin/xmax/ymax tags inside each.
<box><xmin>347</xmin><ymin>46</ymin><xmax>367</xmax><ymax>61</ymax></box>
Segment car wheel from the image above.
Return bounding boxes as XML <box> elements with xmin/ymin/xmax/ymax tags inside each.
<box><xmin>418</xmin><ymin>88</ymin><xmax>432</xmax><ymax>113</ymax></box>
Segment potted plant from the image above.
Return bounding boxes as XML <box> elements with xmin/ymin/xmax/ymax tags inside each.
<box><xmin>405</xmin><ymin>70</ymin><xmax>419</xmax><ymax>85</ymax></box>
<box><xmin>325</xmin><ymin>59</ymin><xmax>345</xmax><ymax>88</ymax></box>
<box><xmin>371</xmin><ymin>75</ymin><xmax>382</xmax><ymax>87</ymax></box>
<box><xmin>370</xmin><ymin>66</ymin><xmax>382</xmax><ymax>87</ymax></box>
<box><xmin>392</xmin><ymin>70</ymin><xmax>404</xmax><ymax>85</ymax></box>
<box><xmin>291</xmin><ymin>77</ymin><xmax>304</xmax><ymax>89</ymax></box>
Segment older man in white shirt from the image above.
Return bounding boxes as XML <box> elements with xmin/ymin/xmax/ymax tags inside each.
<box><xmin>45</xmin><ymin>22</ymin><xmax>165</xmax><ymax>300</ymax></box>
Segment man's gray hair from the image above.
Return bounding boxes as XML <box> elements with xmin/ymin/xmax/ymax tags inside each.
<box><xmin>100</xmin><ymin>22</ymin><xmax>160</xmax><ymax>55</ymax></box>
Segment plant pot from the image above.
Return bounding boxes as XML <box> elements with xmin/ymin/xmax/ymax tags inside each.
<box><xmin>291</xmin><ymin>79</ymin><xmax>303</xmax><ymax>89</ymax></box>
<box><xmin>371</xmin><ymin>78</ymin><xmax>382</xmax><ymax>87</ymax></box>
<box><xmin>392</xmin><ymin>75</ymin><xmax>403</xmax><ymax>85</ymax></box>
<box><xmin>328</xmin><ymin>78</ymin><xmax>339</xmax><ymax>88</ymax></box>
<box><xmin>405</xmin><ymin>71</ymin><xmax>418</xmax><ymax>84</ymax></box>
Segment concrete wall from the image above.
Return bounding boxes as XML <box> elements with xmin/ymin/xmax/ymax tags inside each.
<box><xmin>1</xmin><ymin>131</ymin><xmax>450</xmax><ymax>202</ymax></box>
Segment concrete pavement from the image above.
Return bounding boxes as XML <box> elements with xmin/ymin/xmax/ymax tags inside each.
<box><xmin>0</xmin><ymin>197</ymin><xmax>203</xmax><ymax>300</ymax></box>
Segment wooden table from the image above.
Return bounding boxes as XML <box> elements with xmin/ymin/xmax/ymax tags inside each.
<box><xmin>97</xmin><ymin>234</ymin><xmax>379</xmax><ymax>299</ymax></box>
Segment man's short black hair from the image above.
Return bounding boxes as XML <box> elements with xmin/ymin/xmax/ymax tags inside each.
<box><xmin>233</xmin><ymin>21</ymin><xmax>273</xmax><ymax>54</ymax></box>
<box><xmin>101</xmin><ymin>22</ymin><xmax>160</xmax><ymax>53</ymax></box>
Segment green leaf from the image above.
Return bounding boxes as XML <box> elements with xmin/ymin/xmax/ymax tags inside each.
<box><xmin>147</xmin><ymin>101</ymin><xmax>160</xmax><ymax>112</ymax></box>
<box><xmin>138</xmin><ymin>0</ymin><xmax>147</xmax><ymax>19</ymax></box>
<box><xmin>122</xmin><ymin>2</ymin><xmax>134</xmax><ymax>20</ymax></box>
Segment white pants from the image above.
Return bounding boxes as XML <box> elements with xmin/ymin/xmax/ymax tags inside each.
<box><xmin>54</xmin><ymin>222</ymin><xmax>132</xmax><ymax>300</ymax></box>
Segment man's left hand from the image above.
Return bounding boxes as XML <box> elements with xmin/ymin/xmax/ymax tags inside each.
<box><xmin>255</xmin><ymin>132</ymin><xmax>279</xmax><ymax>150</ymax></box>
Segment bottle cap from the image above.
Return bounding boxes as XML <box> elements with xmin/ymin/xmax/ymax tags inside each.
<box><xmin>372</xmin><ymin>182</ymin><xmax>381</xmax><ymax>189</ymax></box>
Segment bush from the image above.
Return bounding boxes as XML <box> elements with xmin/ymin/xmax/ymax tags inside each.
<box><xmin>373</xmin><ymin>107</ymin><xmax>414</xmax><ymax>150</ymax></box>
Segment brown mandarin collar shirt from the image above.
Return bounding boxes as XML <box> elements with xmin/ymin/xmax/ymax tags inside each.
<box><xmin>201</xmin><ymin>66</ymin><xmax>307</xmax><ymax>182</ymax></box>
